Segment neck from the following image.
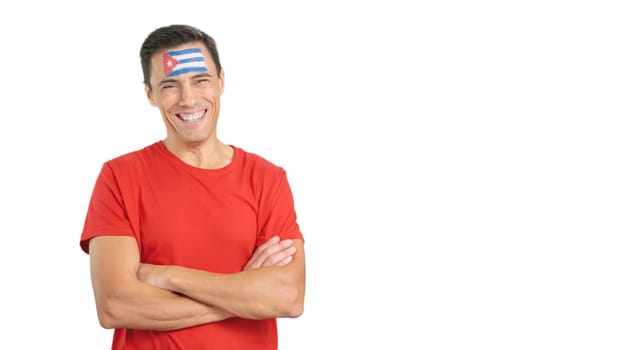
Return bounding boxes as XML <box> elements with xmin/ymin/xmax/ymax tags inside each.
<box><xmin>163</xmin><ymin>137</ymin><xmax>233</xmax><ymax>169</ymax></box>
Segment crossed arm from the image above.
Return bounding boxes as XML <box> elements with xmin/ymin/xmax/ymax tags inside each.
<box><xmin>89</xmin><ymin>235</ymin><xmax>305</xmax><ymax>331</ymax></box>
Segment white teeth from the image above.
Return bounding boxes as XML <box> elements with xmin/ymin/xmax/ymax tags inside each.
<box><xmin>178</xmin><ymin>111</ymin><xmax>204</xmax><ymax>122</ymax></box>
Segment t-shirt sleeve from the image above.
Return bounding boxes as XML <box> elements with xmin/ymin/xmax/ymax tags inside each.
<box><xmin>257</xmin><ymin>169</ymin><xmax>304</xmax><ymax>245</ymax></box>
<box><xmin>79</xmin><ymin>162</ymin><xmax>136</xmax><ymax>254</ymax></box>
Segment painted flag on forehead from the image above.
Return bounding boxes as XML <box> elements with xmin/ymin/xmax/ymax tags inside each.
<box><xmin>163</xmin><ymin>48</ymin><xmax>208</xmax><ymax>77</ymax></box>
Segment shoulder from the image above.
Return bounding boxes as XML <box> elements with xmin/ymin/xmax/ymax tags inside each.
<box><xmin>106</xmin><ymin>142</ymin><xmax>160</xmax><ymax>165</ymax></box>
<box><xmin>102</xmin><ymin>142</ymin><xmax>161</xmax><ymax>174</ymax></box>
<box><xmin>234</xmin><ymin>146</ymin><xmax>286</xmax><ymax>175</ymax></box>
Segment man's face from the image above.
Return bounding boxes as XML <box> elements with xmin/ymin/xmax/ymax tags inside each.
<box><xmin>146</xmin><ymin>41</ymin><xmax>224</xmax><ymax>146</ymax></box>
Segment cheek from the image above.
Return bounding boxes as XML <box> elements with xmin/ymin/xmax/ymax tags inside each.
<box><xmin>158</xmin><ymin>92</ymin><xmax>180</xmax><ymax>108</ymax></box>
<box><xmin>200</xmin><ymin>84</ymin><xmax>222</xmax><ymax>97</ymax></box>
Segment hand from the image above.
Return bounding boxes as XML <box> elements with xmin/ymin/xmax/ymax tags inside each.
<box><xmin>137</xmin><ymin>263</ymin><xmax>169</xmax><ymax>289</ymax></box>
<box><xmin>243</xmin><ymin>236</ymin><xmax>297</xmax><ymax>271</ymax></box>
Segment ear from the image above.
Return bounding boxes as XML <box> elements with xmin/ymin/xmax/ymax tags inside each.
<box><xmin>145</xmin><ymin>84</ymin><xmax>156</xmax><ymax>106</ymax></box>
<box><xmin>218</xmin><ymin>69</ymin><xmax>225</xmax><ymax>92</ymax></box>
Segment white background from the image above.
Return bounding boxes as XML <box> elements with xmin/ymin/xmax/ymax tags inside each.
<box><xmin>1</xmin><ymin>1</ymin><xmax>621</xmax><ymax>349</ymax></box>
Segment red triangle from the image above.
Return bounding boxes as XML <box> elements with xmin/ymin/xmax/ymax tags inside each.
<box><xmin>163</xmin><ymin>53</ymin><xmax>179</xmax><ymax>76</ymax></box>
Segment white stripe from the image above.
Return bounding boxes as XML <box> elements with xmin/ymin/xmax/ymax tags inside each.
<box><xmin>171</xmin><ymin>52</ymin><xmax>204</xmax><ymax>61</ymax></box>
<box><xmin>172</xmin><ymin>61</ymin><xmax>207</xmax><ymax>71</ymax></box>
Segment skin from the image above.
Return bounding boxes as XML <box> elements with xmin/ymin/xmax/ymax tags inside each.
<box><xmin>145</xmin><ymin>41</ymin><xmax>230</xmax><ymax>168</ymax></box>
<box><xmin>137</xmin><ymin>237</ymin><xmax>305</xmax><ymax>320</ymax></box>
<box><xmin>89</xmin><ymin>40</ymin><xmax>305</xmax><ymax>330</ymax></box>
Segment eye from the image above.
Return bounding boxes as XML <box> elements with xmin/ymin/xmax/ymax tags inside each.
<box><xmin>196</xmin><ymin>78</ymin><xmax>209</xmax><ymax>84</ymax></box>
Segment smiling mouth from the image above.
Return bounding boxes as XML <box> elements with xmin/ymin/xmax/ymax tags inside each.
<box><xmin>176</xmin><ymin>110</ymin><xmax>206</xmax><ymax>122</ymax></box>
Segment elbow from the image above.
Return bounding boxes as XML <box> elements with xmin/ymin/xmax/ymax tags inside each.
<box><xmin>97</xmin><ymin>308</ymin><xmax>116</xmax><ymax>329</ymax></box>
<box><xmin>251</xmin><ymin>283</ymin><xmax>304</xmax><ymax>319</ymax></box>
<box><xmin>95</xmin><ymin>297</ymin><xmax>124</xmax><ymax>329</ymax></box>
<box><xmin>282</xmin><ymin>285</ymin><xmax>305</xmax><ymax>318</ymax></box>
<box><xmin>98</xmin><ymin>313</ymin><xmax>116</xmax><ymax>330</ymax></box>
<box><xmin>286</xmin><ymin>302</ymin><xmax>304</xmax><ymax>318</ymax></box>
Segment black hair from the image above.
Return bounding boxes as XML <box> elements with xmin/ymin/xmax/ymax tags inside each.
<box><xmin>139</xmin><ymin>24</ymin><xmax>222</xmax><ymax>89</ymax></box>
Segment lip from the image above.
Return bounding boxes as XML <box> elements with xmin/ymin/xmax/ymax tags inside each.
<box><xmin>175</xmin><ymin>109</ymin><xmax>207</xmax><ymax>124</ymax></box>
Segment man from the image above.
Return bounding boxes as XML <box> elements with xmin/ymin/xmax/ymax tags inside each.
<box><xmin>80</xmin><ymin>24</ymin><xmax>305</xmax><ymax>349</ymax></box>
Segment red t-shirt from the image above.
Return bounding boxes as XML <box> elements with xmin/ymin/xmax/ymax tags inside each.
<box><xmin>80</xmin><ymin>141</ymin><xmax>303</xmax><ymax>350</ymax></box>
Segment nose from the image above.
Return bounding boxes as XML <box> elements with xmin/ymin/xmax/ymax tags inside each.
<box><xmin>179</xmin><ymin>83</ymin><xmax>197</xmax><ymax>107</ymax></box>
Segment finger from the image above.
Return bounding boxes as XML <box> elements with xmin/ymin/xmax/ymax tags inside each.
<box><xmin>275</xmin><ymin>255</ymin><xmax>293</xmax><ymax>266</ymax></box>
<box><xmin>263</xmin><ymin>246</ymin><xmax>296</xmax><ymax>267</ymax></box>
<box><xmin>243</xmin><ymin>236</ymin><xmax>280</xmax><ymax>270</ymax></box>
<box><xmin>256</xmin><ymin>239</ymin><xmax>293</xmax><ymax>265</ymax></box>
<box><xmin>255</xmin><ymin>236</ymin><xmax>280</xmax><ymax>255</ymax></box>
<box><xmin>244</xmin><ymin>240</ymin><xmax>294</xmax><ymax>270</ymax></box>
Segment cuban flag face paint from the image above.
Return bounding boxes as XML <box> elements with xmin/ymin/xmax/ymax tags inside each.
<box><xmin>162</xmin><ymin>48</ymin><xmax>208</xmax><ymax>77</ymax></box>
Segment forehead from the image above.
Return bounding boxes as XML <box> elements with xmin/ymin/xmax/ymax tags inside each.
<box><xmin>151</xmin><ymin>41</ymin><xmax>214</xmax><ymax>77</ymax></box>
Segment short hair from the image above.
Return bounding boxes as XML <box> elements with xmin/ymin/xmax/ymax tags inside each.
<box><xmin>140</xmin><ymin>24</ymin><xmax>222</xmax><ymax>89</ymax></box>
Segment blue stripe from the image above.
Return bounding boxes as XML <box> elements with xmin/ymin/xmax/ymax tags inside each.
<box><xmin>168</xmin><ymin>48</ymin><xmax>202</xmax><ymax>56</ymax></box>
<box><xmin>178</xmin><ymin>57</ymin><xmax>205</xmax><ymax>64</ymax></box>
<box><xmin>168</xmin><ymin>67</ymin><xmax>208</xmax><ymax>77</ymax></box>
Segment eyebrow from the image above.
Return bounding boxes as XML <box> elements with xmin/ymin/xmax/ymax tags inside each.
<box><xmin>158</xmin><ymin>78</ymin><xmax>177</xmax><ymax>87</ymax></box>
<box><xmin>158</xmin><ymin>73</ymin><xmax>214</xmax><ymax>87</ymax></box>
<box><xmin>191</xmin><ymin>72</ymin><xmax>213</xmax><ymax>79</ymax></box>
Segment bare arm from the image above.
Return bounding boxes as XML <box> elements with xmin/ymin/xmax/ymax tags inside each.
<box><xmin>138</xmin><ymin>238</ymin><xmax>306</xmax><ymax>320</ymax></box>
<box><xmin>89</xmin><ymin>236</ymin><xmax>232</xmax><ymax>331</ymax></box>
